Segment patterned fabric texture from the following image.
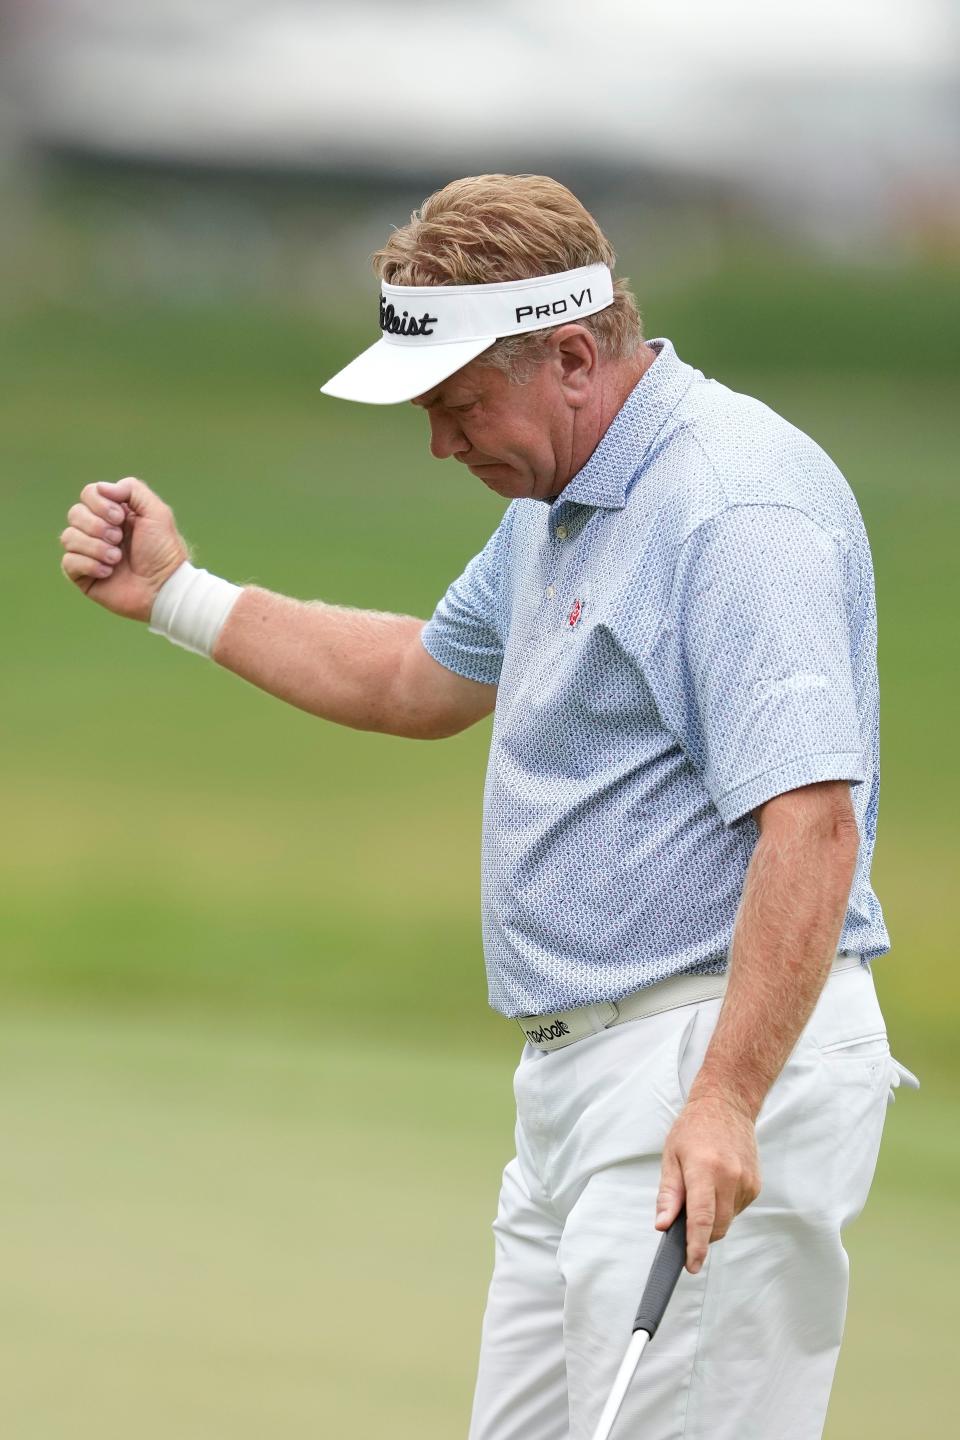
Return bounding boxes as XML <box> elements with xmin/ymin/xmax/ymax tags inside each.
<box><xmin>421</xmin><ymin>338</ymin><xmax>889</xmax><ymax>1018</ymax></box>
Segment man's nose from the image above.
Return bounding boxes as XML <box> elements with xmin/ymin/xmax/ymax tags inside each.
<box><xmin>428</xmin><ymin>410</ymin><xmax>470</xmax><ymax>460</ymax></box>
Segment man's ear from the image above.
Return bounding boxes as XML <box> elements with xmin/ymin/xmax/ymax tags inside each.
<box><xmin>549</xmin><ymin>325</ymin><xmax>598</xmax><ymax>406</ymax></box>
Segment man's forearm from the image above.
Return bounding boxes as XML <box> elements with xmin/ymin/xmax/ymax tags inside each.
<box><xmin>687</xmin><ymin>791</ymin><xmax>860</xmax><ymax>1121</ymax></box>
<box><xmin>212</xmin><ymin>586</ymin><xmax>432</xmax><ymax>735</ymax></box>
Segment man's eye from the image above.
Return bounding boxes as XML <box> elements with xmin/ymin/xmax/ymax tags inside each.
<box><xmin>453</xmin><ymin>402</ymin><xmax>477</xmax><ymax>414</ymax></box>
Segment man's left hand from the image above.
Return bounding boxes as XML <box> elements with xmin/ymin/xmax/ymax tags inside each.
<box><xmin>655</xmin><ymin>1093</ymin><xmax>762</xmax><ymax>1274</ymax></box>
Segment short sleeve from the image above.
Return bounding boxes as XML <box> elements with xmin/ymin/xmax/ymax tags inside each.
<box><xmin>420</xmin><ymin>507</ymin><xmax>515</xmax><ymax>686</ymax></box>
<box><xmin>644</xmin><ymin>505</ymin><xmax>865</xmax><ymax>825</ymax></box>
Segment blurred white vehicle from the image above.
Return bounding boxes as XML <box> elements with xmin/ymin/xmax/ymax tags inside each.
<box><xmin>2</xmin><ymin>0</ymin><xmax>958</xmax><ymax>239</ymax></box>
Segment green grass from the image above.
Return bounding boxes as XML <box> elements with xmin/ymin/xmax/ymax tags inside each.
<box><xmin>0</xmin><ymin>1004</ymin><xmax>948</xmax><ymax>1439</ymax></box>
<box><xmin>1</xmin><ymin>251</ymin><xmax>958</xmax><ymax>1435</ymax></box>
<box><xmin>0</xmin><ymin>1008</ymin><xmax>508</xmax><ymax>1439</ymax></box>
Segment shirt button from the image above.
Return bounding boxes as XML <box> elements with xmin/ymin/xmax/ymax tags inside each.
<box><xmin>556</xmin><ymin>524</ymin><xmax>568</xmax><ymax>540</ymax></box>
<box><xmin>546</xmin><ymin>584</ymin><xmax>555</xmax><ymax>599</ymax></box>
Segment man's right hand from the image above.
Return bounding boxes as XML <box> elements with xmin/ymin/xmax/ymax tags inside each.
<box><xmin>60</xmin><ymin>476</ymin><xmax>189</xmax><ymax>622</ymax></box>
<box><xmin>59</xmin><ymin>474</ymin><xmax>497</xmax><ymax>740</ymax></box>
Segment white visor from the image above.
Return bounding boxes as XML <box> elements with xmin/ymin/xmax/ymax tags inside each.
<box><xmin>320</xmin><ymin>263</ymin><xmax>614</xmax><ymax>405</ymax></box>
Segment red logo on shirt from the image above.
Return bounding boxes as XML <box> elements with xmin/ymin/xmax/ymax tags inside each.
<box><xmin>567</xmin><ymin>598</ymin><xmax>582</xmax><ymax>628</ymax></box>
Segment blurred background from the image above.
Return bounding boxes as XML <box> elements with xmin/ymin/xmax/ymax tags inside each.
<box><xmin>1</xmin><ymin>2</ymin><xmax>958</xmax><ymax>1436</ymax></box>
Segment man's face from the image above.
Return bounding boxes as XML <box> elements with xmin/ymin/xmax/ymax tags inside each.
<box><xmin>411</xmin><ymin>353</ymin><xmax>574</xmax><ymax>502</ymax></box>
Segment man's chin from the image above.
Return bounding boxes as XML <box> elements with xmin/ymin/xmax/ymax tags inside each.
<box><xmin>470</xmin><ymin>463</ymin><xmax>527</xmax><ymax>497</ymax></box>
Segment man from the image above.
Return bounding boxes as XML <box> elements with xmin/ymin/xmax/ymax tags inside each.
<box><xmin>60</xmin><ymin>174</ymin><xmax>916</xmax><ymax>1438</ymax></box>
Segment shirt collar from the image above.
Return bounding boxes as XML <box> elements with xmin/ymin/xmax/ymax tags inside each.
<box><xmin>553</xmin><ymin>337</ymin><xmax>695</xmax><ymax>512</ymax></box>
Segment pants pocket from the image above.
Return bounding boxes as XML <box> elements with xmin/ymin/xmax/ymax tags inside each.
<box><xmin>675</xmin><ymin>998</ymin><xmax>724</xmax><ymax>1106</ymax></box>
<box><xmin>815</xmin><ymin>1031</ymin><xmax>888</xmax><ymax>1058</ymax></box>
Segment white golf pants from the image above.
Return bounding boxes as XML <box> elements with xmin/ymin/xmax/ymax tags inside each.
<box><xmin>468</xmin><ymin>962</ymin><xmax>915</xmax><ymax>1440</ymax></box>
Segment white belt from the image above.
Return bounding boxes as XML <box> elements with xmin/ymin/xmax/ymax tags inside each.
<box><xmin>517</xmin><ymin>951</ymin><xmax>866</xmax><ymax>1053</ymax></box>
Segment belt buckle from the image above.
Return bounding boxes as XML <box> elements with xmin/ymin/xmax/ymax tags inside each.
<box><xmin>518</xmin><ymin>999</ymin><xmax>622</xmax><ymax>1052</ymax></box>
<box><xmin>518</xmin><ymin>1012</ymin><xmax>572</xmax><ymax>1049</ymax></box>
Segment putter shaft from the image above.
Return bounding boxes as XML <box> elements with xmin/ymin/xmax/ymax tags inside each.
<box><xmin>588</xmin><ymin>1211</ymin><xmax>687</xmax><ymax>1440</ymax></box>
<box><xmin>589</xmin><ymin>1329</ymin><xmax>649</xmax><ymax>1440</ymax></box>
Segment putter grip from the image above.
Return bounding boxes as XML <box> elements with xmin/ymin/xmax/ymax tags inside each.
<box><xmin>632</xmin><ymin>1211</ymin><xmax>687</xmax><ymax>1339</ymax></box>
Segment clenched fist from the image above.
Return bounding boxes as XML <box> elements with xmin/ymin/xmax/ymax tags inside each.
<box><xmin>59</xmin><ymin>476</ymin><xmax>189</xmax><ymax>622</ymax></box>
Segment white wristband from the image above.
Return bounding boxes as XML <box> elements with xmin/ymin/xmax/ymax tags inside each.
<box><xmin>149</xmin><ymin>560</ymin><xmax>243</xmax><ymax>658</ymax></box>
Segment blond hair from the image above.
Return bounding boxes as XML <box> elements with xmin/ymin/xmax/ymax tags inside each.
<box><xmin>372</xmin><ymin>174</ymin><xmax>642</xmax><ymax>381</ymax></box>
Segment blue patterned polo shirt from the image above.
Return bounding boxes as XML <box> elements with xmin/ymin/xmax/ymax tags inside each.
<box><xmin>420</xmin><ymin>338</ymin><xmax>889</xmax><ymax>1018</ymax></box>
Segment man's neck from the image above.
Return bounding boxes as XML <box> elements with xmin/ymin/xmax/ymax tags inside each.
<box><xmin>552</xmin><ymin>342</ymin><xmax>658</xmax><ymax>499</ymax></box>
<box><xmin>598</xmin><ymin>342</ymin><xmax>658</xmax><ymax>437</ymax></box>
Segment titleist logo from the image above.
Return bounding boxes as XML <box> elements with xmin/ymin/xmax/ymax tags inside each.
<box><xmin>515</xmin><ymin>286</ymin><xmax>592</xmax><ymax>325</ymax></box>
<box><xmin>524</xmin><ymin>1018</ymin><xmax>571</xmax><ymax>1045</ymax></box>
<box><xmin>380</xmin><ymin>298</ymin><xmax>438</xmax><ymax>337</ymax></box>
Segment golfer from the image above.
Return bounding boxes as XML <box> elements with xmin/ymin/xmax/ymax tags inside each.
<box><xmin>60</xmin><ymin>174</ymin><xmax>917</xmax><ymax>1439</ymax></box>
